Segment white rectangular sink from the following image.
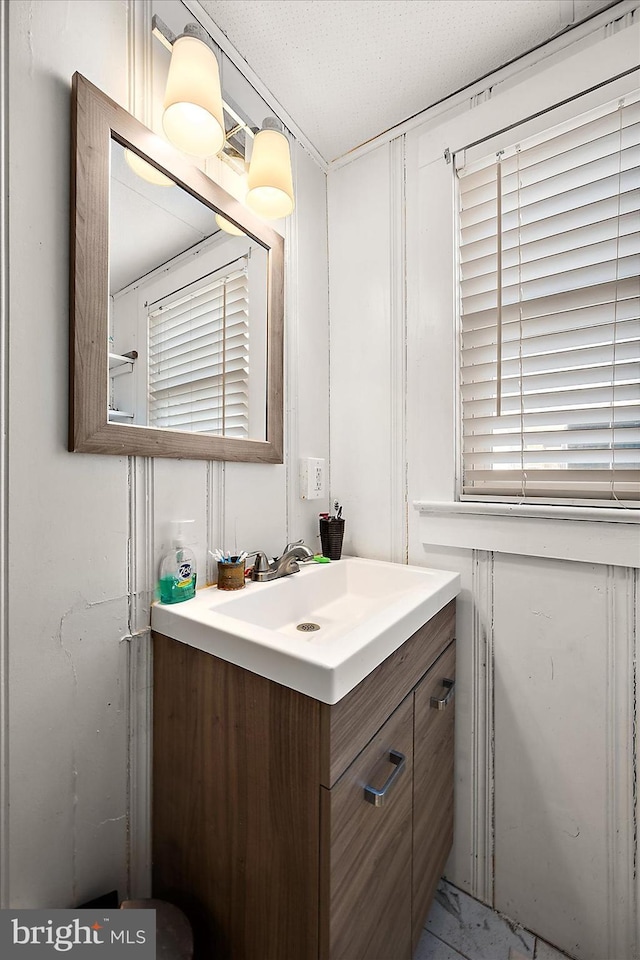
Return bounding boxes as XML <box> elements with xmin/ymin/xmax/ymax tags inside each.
<box><xmin>151</xmin><ymin>556</ymin><xmax>460</xmax><ymax>703</ymax></box>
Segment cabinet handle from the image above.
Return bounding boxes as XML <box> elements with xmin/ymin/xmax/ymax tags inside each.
<box><xmin>364</xmin><ymin>750</ymin><xmax>406</xmax><ymax>807</ymax></box>
<box><xmin>430</xmin><ymin>677</ymin><xmax>455</xmax><ymax>710</ymax></box>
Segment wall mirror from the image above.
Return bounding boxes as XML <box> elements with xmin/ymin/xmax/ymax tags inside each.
<box><xmin>70</xmin><ymin>73</ymin><xmax>283</xmax><ymax>462</ymax></box>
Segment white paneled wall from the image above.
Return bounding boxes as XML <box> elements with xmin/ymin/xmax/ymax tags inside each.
<box><xmin>2</xmin><ymin>0</ymin><xmax>329</xmax><ymax>908</ymax></box>
<box><xmin>328</xmin><ymin>141</ymin><xmax>406</xmax><ymax>563</ymax></box>
<box><xmin>413</xmin><ymin>543</ymin><xmax>638</xmax><ymax>960</ymax></box>
<box><xmin>6</xmin><ymin>0</ymin><xmax>131</xmax><ymax>909</ymax></box>
<box><xmin>328</xmin><ymin>11</ymin><xmax>639</xmax><ymax>960</ymax></box>
<box><xmin>285</xmin><ymin>135</ymin><xmax>331</xmax><ymax>551</ymax></box>
<box><xmin>492</xmin><ymin>557</ymin><xmax>636</xmax><ymax>960</ymax></box>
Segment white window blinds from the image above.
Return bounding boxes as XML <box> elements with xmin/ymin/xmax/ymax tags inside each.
<box><xmin>457</xmin><ymin>95</ymin><xmax>640</xmax><ymax>504</ymax></box>
<box><xmin>148</xmin><ymin>264</ymin><xmax>249</xmax><ymax>437</ymax></box>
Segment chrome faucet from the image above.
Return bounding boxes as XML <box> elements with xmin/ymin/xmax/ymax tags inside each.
<box><xmin>250</xmin><ymin>540</ymin><xmax>315</xmax><ymax>582</ymax></box>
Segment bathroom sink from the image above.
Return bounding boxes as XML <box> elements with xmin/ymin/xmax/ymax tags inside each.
<box><xmin>151</xmin><ymin>556</ymin><xmax>460</xmax><ymax>703</ymax></box>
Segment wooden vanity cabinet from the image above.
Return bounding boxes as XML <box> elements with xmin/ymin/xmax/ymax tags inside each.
<box><xmin>412</xmin><ymin>640</ymin><xmax>456</xmax><ymax>952</ymax></box>
<box><xmin>152</xmin><ymin>599</ymin><xmax>456</xmax><ymax>960</ymax></box>
<box><xmin>321</xmin><ymin>695</ymin><xmax>415</xmax><ymax>960</ymax></box>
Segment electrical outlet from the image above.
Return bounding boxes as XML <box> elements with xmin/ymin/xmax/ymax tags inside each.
<box><xmin>299</xmin><ymin>458</ymin><xmax>325</xmax><ymax>500</ymax></box>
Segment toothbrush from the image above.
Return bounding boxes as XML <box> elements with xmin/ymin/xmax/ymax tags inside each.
<box><xmin>210</xmin><ymin>548</ymin><xmax>247</xmax><ymax>564</ymax></box>
<box><xmin>211</xmin><ymin>549</ymin><xmax>230</xmax><ymax>563</ymax></box>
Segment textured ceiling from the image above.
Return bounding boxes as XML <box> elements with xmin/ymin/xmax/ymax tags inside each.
<box><xmin>199</xmin><ymin>0</ymin><xmax>614</xmax><ymax>162</ymax></box>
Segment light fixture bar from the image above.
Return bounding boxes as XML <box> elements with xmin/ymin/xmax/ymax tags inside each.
<box><xmin>221</xmin><ymin>98</ymin><xmax>255</xmax><ymax>144</ymax></box>
<box><xmin>151</xmin><ymin>15</ymin><xmax>175</xmax><ymax>53</ymax></box>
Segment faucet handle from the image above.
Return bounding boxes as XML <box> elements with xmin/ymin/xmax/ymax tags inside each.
<box><xmin>247</xmin><ymin>550</ymin><xmax>272</xmax><ymax>573</ymax></box>
<box><xmin>283</xmin><ymin>539</ymin><xmax>304</xmax><ymax>553</ymax></box>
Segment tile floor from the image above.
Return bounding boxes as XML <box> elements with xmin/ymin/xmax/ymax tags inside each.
<box><xmin>414</xmin><ymin>880</ymin><xmax>576</xmax><ymax>960</ymax></box>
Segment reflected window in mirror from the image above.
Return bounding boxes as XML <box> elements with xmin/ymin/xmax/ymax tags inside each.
<box><xmin>108</xmin><ymin>139</ymin><xmax>267</xmax><ymax>441</ymax></box>
<box><xmin>147</xmin><ymin>262</ymin><xmax>252</xmax><ymax>438</ymax></box>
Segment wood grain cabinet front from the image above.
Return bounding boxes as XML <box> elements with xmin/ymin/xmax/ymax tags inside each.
<box><xmin>412</xmin><ymin>641</ymin><xmax>457</xmax><ymax>953</ymax></box>
<box><xmin>320</xmin><ymin>696</ymin><xmax>414</xmax><ymax>960</ymax></box>
<box><xmin>152</xmin><ymin>598</ymin><xmax>456</xmax><ymax>960</ymax></box>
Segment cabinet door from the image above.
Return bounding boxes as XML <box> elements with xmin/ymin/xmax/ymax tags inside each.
<box><xmin>412</xmin><ymin>640</ymin><xmax>456</xmax><ymax>950</ymax></box>
<box><xmin>321</xmin><ymin>695</ymin><xmax>414</xmax><ymax>960</ymax></box>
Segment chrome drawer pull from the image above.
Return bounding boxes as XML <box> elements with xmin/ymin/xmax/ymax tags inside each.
<box><xmin>430</xmin><ymin>677</ymin><xmax>455</xmax><ymax>710</ymax></box>
<box><xmin>364</xmin><ymin>750</ymin><xmax>406</xmax><ymax>807</ymax></box>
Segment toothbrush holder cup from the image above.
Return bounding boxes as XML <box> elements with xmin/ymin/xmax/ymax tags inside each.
<box><xmin>217</xmin><ymin>560</ymin><xmax>246</xmax><ymax>591</ymax></box>
<box><xmin>319</xmin><ymin>518</ymin><xmax>345</xmax><ymax>560</ymax></box>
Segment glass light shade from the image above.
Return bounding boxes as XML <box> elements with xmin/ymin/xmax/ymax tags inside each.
<box><xmin>246</xmin><ymin>128</ymin><xmax>294</xmax><ymax>219</ymax></box>
<box><xmin>162</xmin><ymin>35</ymin><xmax>225</xmax><ymax>158</ymax></box>
<box><xmin>124</xmin><ymin>148</ymin><xmax>174</xmax><ymax>187</ymax></box>
<box><xmin>215</xmin><ymin>213</ymin><xmax>246</xmax><ymax>236</ymax></box>
<box><xmin>215</xmin><ymin>171</ymin><xmax>249</xmax><ymax>235</ymax></box>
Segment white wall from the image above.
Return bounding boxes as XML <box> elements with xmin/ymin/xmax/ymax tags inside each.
<box><xmin>2</xmin><ymin>0</ymin><xmax>328</xmax><ymax>908</ymax></box>
<box><xmin>329</xmin><ymin>9</ymin><xmax>639</xmax><ymax>960</ymax></box>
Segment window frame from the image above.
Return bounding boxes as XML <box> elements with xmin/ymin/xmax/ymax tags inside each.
<box><xmin>453</xmin><ymin>86</ymin><xmax>640</xmax><ymax>510</ymax></box>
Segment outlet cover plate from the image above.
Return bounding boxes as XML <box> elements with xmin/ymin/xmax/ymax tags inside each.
<box><xmin>299</xmin><ymin>457</ymin><xmax>325</xmax><ymax>500</ymax></box>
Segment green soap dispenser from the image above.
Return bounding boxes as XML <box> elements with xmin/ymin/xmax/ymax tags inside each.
<box><xmin>159</xmin><ymin>520</ymin><xmax>197</xmax><ymax>604</ymax></box>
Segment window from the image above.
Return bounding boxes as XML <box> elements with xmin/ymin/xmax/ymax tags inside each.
<box><xmin>457</xmin><ymin>95</ymin><xmax>640</xmax><ymax>504</ymax></box>
<box><xmin>147</xmin><ymin>262</ymin><xmax>249</xmax><ymax>437</ymax></box>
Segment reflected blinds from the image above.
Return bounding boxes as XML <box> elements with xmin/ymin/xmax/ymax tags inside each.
<box><xmin>148</xmin><ymin>264</ymin><xmax>249</xmax><ymax>437</ymax></box>
<box><xmin>457</xmin><ymin>96</ymin><xmax>640</xmax><ymax>503</ymax></box>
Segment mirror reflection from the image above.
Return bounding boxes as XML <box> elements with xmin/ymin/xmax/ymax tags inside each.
<box><xmin>70</xmin><ymin>72</ymin><xmax>283</xmax><ymax>462</ymax></box>
<box><xmin>108</xmin><ymin>139</ymin><xmax>268</xmax><ymax>441</ymax></box>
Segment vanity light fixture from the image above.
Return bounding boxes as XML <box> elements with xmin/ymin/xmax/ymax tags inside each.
<box><xmin>161</xmin><ymin>22</ymin><xmax>225</xmax><ymax>159</ymax></box>
<box><xmin>152</xmin><ymin>16</ymin><xmax>295</xmax><ymax>218</ymax></box>
<box><xmin>246</xmin><ymin>118</ymin><xmax>295</xmax><ymax>219</ymax></box>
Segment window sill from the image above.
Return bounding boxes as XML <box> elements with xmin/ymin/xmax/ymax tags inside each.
<box><xmin>413</xmin><ymin>500</ymin><xmax>639</xmax><ymax>568</ymax></box>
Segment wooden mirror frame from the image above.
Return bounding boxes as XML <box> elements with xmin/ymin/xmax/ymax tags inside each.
<box><xmin>69</xmin><ymin>73</ymin><xmax>283</xmax><ymax>462</ymax></box>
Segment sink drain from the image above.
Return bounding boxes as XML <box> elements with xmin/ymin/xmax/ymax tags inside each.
<box><xmin>297</xmin><ymin>622</ymin><xmax>321</xmax><ymax>632</ymax></box>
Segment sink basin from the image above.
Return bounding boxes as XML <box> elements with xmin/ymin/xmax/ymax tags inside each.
<box><xmin>151</xmin><ymin>556</ymin><xmax>460</xmax><ymax>703</ymax></box>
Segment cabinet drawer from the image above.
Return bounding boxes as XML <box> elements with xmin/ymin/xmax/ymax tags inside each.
<box><xmin>320</xmin><ymin>600</ymin><xmax>455</xmax><ymax>787</ymax></box>
<box><xmin>412</xmin><ymin>640</ymin><xmax>456</xmax><ymax>951</ymax></box>
<box><xmin>320</xmin><ymin>695</ymin><xmax>414</xmax><ymax>960</ymax></box>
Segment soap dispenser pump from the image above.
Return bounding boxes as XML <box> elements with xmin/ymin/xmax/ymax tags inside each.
<box><xmin>159</xmin><ymin>520</ymin><xmax>197</xmax><ymax>604</ymax></box>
